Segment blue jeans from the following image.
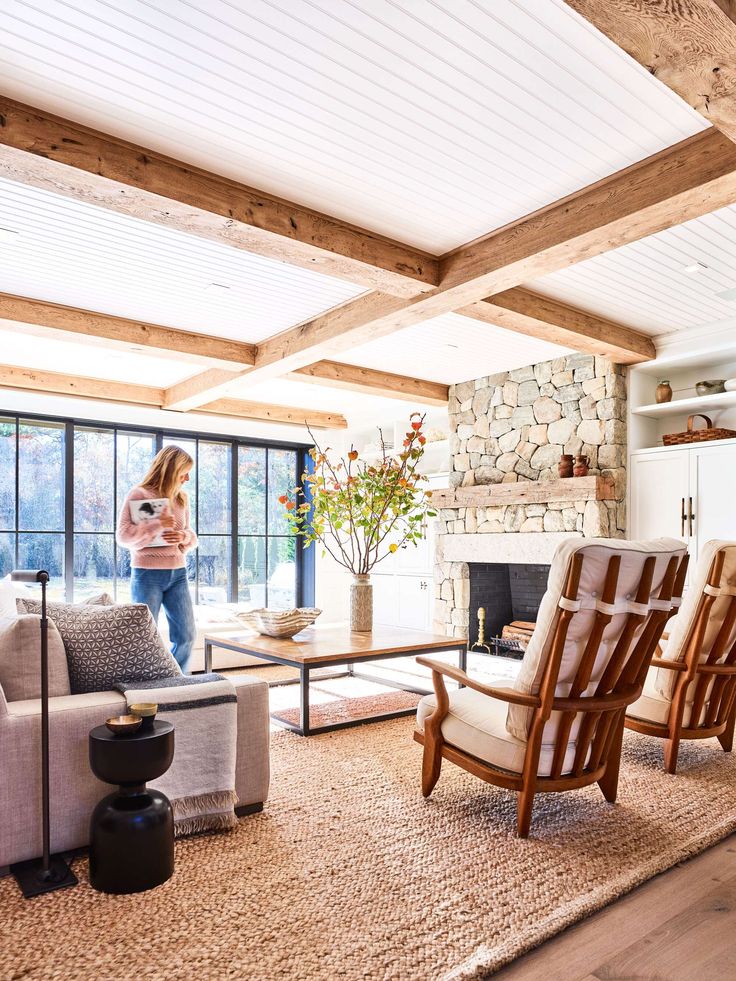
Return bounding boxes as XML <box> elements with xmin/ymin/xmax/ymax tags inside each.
<box><xmin>131</xmin><ymin>567</ymin><xmax>196</xmax><ymax>673</ymax></box>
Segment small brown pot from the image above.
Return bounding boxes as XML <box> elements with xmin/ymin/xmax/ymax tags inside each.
<box><xmin>558</xmin><ymin>453</ymin><xmax>574</xmax><ymax>478</ymax></box>
<box><xmin>573</xmin><ymin>454</ymin><xmax>590</xmax><ymax>477</ymax></box>
<box><xmin>655</xmin><ymin>380</ymin><xmax>673</xmax><ymax>404</ymax></box>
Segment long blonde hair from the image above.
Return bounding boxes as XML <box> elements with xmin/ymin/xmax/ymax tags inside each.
<box><xmin>140</xmin><ymin>445</ymin><xmax>193</xmax><ymax>508</ymax></box>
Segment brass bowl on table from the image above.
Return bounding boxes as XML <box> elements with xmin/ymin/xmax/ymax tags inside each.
<box><xmin>128</xmin><ymin>702</ymin><xmax>158</xmax><ymax>730</ymax></box>
<box><xmin>105</xmin><ymin>714</ymin><xmax>143</xmax><ymax>736</ymax></box>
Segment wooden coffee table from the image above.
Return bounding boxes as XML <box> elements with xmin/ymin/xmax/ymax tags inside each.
<box><xmin>204</xmin><ymin>624</ymin><xmax>467</xmax><ymax>736</ymax></box>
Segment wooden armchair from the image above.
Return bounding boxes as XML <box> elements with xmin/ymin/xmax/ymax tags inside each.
<box><xmin>414</xmin><ymin>538</ymin><xmax>688</xmax><ymax>837</ymax></box>
<box><xmin>626</xmin><ymin>540</ymin><xmax>736</xmax><ymax>773</ymax></box>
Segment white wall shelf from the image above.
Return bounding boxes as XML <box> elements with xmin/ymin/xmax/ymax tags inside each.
<box><xmin>634</xmin><ymin>390</ymin><xmax>736</xmax><ymax>419</ymax></box>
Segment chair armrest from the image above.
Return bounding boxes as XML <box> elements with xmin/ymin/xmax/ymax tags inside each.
<box><xmin>650</xmin><ymin>657</ymin><xmax>687</xmax><ymax>672</ymax></box>
<box><xmin>416</xmin><ymin>656</ymin><xmax>541</xmax><ymax>707</ymax></box>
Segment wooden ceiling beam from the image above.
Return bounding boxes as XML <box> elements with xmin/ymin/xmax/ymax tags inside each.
<box><xmin>289</xmin><ymin>360</ymin><xmax>449</xmax><ymax>405</ymax></box>
<box><xmin>199</xmin><ymin>399</ymin><xmax>347</xmax><ymax>429</ymax></box>
<box><xmin>566</xmin><ymin>0</ymin><xmax>736</xmax><ymax>144</ymax></box>
<box><xmin>459</xmin><ymin>289</ymin><xmax>656</xmax><ymax>364</ymax></box>
<box><xmin>0</xmin><ymin>293</ymin><xmax>447</xmax><ymax>405</ymax></box>
<box><xmin>0</xmin><ymin>96</ymin><xmax>437</xmax><ymax>298</ymax></box>
<box><xmin>0</xmin><ymin>364</ymin><xmax>345</xmax><ymax>429</ymax></box>
<box><xmin>169</xmin><ymin>129</ymin><xmax>735</xmax><ymax>406</ymax></box>
<box><xmin>0</xmin><ymin>292</ymin><xmax>256</xmax><ymax>369</ymax></box>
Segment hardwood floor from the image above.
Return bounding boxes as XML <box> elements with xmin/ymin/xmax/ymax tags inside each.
<box><xmin>497</xmin><ymin>835</ymin><xmax>736</xmax><ymax>980</ymax></box>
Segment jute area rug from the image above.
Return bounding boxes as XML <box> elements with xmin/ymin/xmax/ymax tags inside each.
<box><xmin>2</xmin><ymin>721</ymin><xmax>735</xmax><ymax>981</ymax></box>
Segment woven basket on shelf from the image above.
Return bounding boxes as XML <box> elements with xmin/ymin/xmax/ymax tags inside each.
<box><xmin>662</xmin><ymin>413</ymin><xmax>736</xmax><ymax>447</ymax></box>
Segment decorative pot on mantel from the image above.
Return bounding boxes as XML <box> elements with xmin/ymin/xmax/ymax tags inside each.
<box><xmin>350</xmin><ymin>574</ymin><xmax>373</xmax><ymax>632</ymax></box>
<box><xmin>558</xmin><ymin>453</ymin><xmax>574</xmax><ymax>478</ymax></box>
<box><xmin>573</xmin><ymin>454</ymin><xmax>590</xmax><ymax>478</ymax></box>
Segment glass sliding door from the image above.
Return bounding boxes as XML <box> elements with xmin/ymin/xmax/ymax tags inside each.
<box><xmin>17</xmin><ymin>419</ymin><xmax>66</xmax><ymax>599</ymax></box>
<box><xmin>196</xmin><ymin>440</ymin><xmax>230</xmax><ymax>605</ymax></box>
<box><xmin>0</xmin><ymin>410</ymin><xmax>309</xmax><ymax>609</ymax></box>
<box><xmin>73</xmin><ymin>426</ymin><xmax>115</xmax><ymax>599</ymax></box>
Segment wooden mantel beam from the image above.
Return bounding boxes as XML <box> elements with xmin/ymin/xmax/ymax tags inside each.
<box><xmin>0</xmin><ymin>364</ymin><xmax>346</xmax><ymax>429</ymax></box>
<box><xmin>166</xmin><ymin>128</ymin><xmax>735</xmax><ymax>406</ymax></box>
<box><xmin>566</xmin><ymin>0</ymin><xmax>736</xmax><ymax>144</ymax></box>
<box><xmin>0</xmin><ymin>96</ymin><xmax>437</xmax><ymax>298</ymax></box>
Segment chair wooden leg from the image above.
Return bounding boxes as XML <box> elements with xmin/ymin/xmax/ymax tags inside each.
<box><xmin>664</xmin><ymin>735</ymin><xmax>681</xmax><ymax>774</ymax></box>
<box><xmin>421</xmin><ymin>732</ymin><xmax>443</xmax><ymax>798</ymax></box>
<box><xmin>718</xmin><ymin>711</ymin><xmax>735</xmax><ymax>752</ymax></box>
<box><xmin>598</xmin><ymin>714</ymin><xmax>624</xmax><ymax>803</ymax></box>
<box><xmin>516</xmin><ymin>785</ymin><xmax>536</xmax><ymax>838</ymax></box>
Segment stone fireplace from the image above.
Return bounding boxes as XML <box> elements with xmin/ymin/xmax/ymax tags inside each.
<box><xmin>432</xmin><ymin>353</ymin><xmax>626</xmax><ymax>637</ymax></box>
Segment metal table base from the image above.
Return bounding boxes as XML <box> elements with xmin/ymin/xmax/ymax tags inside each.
<box><xmin>204</xmin><ymin>639</ymin><xmax>467</xmax><ymax>736</ymax></box>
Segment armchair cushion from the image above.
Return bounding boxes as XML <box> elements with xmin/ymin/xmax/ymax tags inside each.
<box><xmin>506</xmin><ymin>537</ymin><xmax>687</xmax><ymax>741</ymax></box>
<box><xmin>417</xmin><ymin>687</ymin><xmax>580</xmax><ymax>777</ymax></box>
<box><xmin>628</xmin><ymin>672</ymin><xmax>705</xmax><ymax>728</ymax></box>
<box><xmin>0</xmin><ymin>614</ymin><xmax>71</xmax><ymax>701</ymax></box>
<box><xmin>651</xmin><ymin>540</ymin><xmax>736</xmax><ymax>700</ymax></box>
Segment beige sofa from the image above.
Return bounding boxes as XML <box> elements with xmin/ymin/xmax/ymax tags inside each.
<box><xmin>0</xmin><ymin>614</ymin><xmax>270</xmax><ymax>870</ymax></box>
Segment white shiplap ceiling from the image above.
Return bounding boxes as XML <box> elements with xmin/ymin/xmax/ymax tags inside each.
<box><xmin>340</xmin><ymin>312</ymin><xmax>571</xmax><ymax>384</ymax></box>
<box><xmin>0</xmin><ymin>0</ymin><xmax>707</xmax><ymax>253</ymax></box>
<box><xmin>526</xmin><ymin>204</ymin><xmax>736</xmax><ymax>337</ymax></box>
<box><xmin>0</xmin><ymin>330</ymin><xmax>197</xmax><ymax>386</ymax></box>
<box><xmin>0</xmin><ymin>177</ymin><xmax>366</xmax><ymax>342</ymax></box>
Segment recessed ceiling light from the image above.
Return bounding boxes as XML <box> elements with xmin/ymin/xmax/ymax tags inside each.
<box><xmin>683</xmin><ymin>261</ymin><xmax>708</xmax><ymax>273</ymax></box>
<box><xmin>0</xmin><ymin>227</ymin><xmax>19</xmax><ymax>242</ymax></box>
<box><xmin>205</xmin><ymin>282</ymin><xmax>231</xmax><ymax>293</ymax></box>
<box><xmin>716</xmin><ymin>286</ymin><xmax>736</xmax><ymax>302</ymax></box>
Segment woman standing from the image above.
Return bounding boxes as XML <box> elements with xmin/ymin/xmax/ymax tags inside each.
<box><xmin>116</xmin><ymin>445</ymin><xmax>198</xmax><ymax>672</ymax></box>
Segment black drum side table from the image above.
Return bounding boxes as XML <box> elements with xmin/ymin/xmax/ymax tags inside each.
<box><xmin>88</xmin><ymin>720</ymin><xmax>175</xmax><ymax>894</ymax></box>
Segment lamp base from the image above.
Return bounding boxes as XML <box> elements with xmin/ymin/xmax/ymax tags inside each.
<box><xmin>10</xmin><ymin>854</ymin><xmax>78</xmax><ymax>898</ymax></box>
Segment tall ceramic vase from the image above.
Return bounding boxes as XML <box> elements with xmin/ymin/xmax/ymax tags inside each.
<box><xmin>350</xmin><ymin>574</ymin><xmax>373</xmax><ymax>632</ymax></box>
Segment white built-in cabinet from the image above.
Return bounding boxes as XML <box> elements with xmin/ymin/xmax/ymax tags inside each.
<box><xmin>372</xmin><ymin>529</ymin><xmax>433</xmax><ymax>630</ymax></box>
<box><xmin>630</xmin><ymin>440</ymin><xmax>736</xmax><ymax>570</ymax></box>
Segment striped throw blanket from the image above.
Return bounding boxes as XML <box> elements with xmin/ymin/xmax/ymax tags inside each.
<box><xmin>114</xmin><ymin>673</ymin><xmax>238</xmax><ymax>836</ymax></box>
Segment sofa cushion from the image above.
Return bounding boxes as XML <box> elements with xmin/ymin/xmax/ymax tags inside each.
<box><xmin>0</xmin><ymin>614</ymin><xmax>71</xmax><ymax>701</ymax></box>
<box><xmin>0</xmin><ymin>578</ymin><xmax>18</xmax><ymax>618</ymax></box>
<box><xmin>17</xmin><ymin>599</ymin><xmax>181</xmax><ymax>694</ymax></box>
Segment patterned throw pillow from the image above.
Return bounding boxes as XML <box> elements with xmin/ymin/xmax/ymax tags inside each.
<box><xmin>17</xmin><ymin>600</ymin><xmax>181</xmax><ymax>694</ymax></box>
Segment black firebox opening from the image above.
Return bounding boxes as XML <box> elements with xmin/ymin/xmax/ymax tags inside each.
<box><xmin>468</xmin><ymin>563</ymin><xmax>550</xmax><ymax>658</ymax></box>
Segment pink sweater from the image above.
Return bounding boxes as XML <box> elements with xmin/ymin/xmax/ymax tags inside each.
<box><xmin>116</xmin><ymin>485</ymin><xmax>198</xmax><ymax>570</ymax></box>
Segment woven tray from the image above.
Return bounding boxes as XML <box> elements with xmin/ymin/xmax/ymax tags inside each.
<box><xmin>662</xmin><ymin>413</ymin><xmax>736</xmax><ymax>446</ymax></box>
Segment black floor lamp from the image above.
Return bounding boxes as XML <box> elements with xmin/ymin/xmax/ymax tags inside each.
<box><xmin>9</xmin><ymin>569</ymin><xmax>78</xmax><ymax>898</ymax></box>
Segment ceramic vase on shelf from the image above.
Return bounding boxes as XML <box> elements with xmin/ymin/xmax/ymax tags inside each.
<box><xmin>558</xmin><ymin>453</ymin><xmax>574</xmax><ymax>478</ymax></box>
<box><xmin>350</xmin><ymin>574</ymin><xmax>373</xmax><ymax>632</ymax></box>
<box><xmin>655</xmin><ymin>380</ymin><xmax>673</xmax><ymax>404</ymax></box>
<box><xmin>573</xmin><ymin>455</ymin><xmax>590</xmax><ymax>478</ymax></box>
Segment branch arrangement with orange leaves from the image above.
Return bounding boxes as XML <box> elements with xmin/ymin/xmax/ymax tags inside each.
<box><xmin>279</xmin><ymin>413</ymin><xmax>437</xmax><ymax>575</ymax></box>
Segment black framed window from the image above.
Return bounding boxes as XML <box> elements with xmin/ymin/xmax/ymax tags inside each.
<box><xmin>0</xmin><ymin>410</ymin><xmax>312</xmax><ymax>608</ymax></box>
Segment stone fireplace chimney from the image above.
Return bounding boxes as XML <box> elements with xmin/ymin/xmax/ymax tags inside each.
<box><xmin>433</xmin><ymin>353</ymin><xmax>626</xmax><ymax>637</ymax></box>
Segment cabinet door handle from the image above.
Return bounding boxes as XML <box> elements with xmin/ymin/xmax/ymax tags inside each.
<box><xmin>681</xmin><ymin>497</ymin><xmax>686</xmax><ymax>537</ymax></box>
<box><xmin>689</xmin><ymin>497</ymin><xmax>695</xmax><ymax>536</ymax></box>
